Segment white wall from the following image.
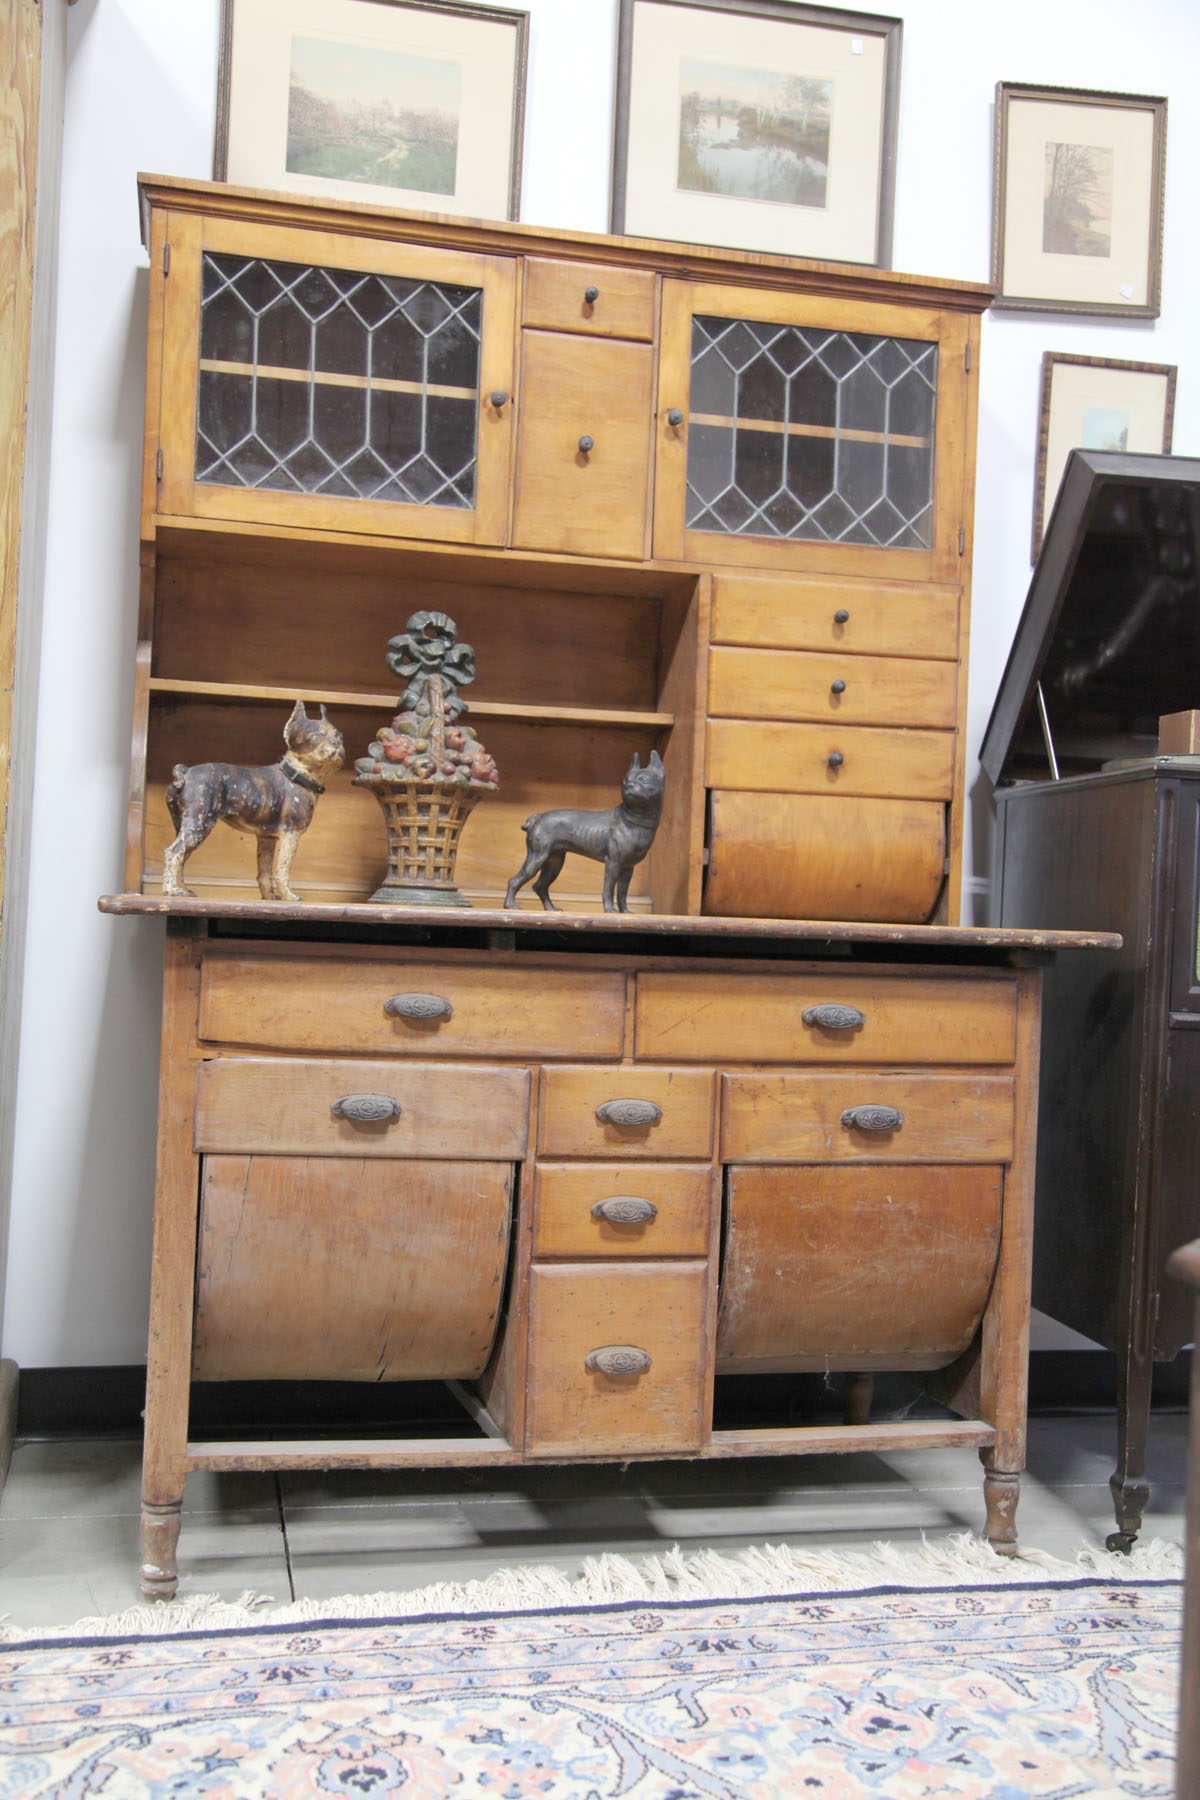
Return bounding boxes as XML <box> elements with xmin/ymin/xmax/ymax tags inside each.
<box><xmin>4</xmin><ymin>0</ymin><xmax>1197</xmax><ymax>1367</ymax></box>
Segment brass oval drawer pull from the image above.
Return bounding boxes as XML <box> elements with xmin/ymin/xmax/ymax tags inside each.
<box><xmin>331</xmin><ymin>1093</ymin><xmax>402</xmax><ymax>1124</ymax></box>
<box><xmin>591</xmin><ymin>1196</ymin><xmax>658</xmax><ymax>1224</ymax></box>
<box><xmin>384</xmin><ymin>992</ymin><xmax>454</xmax><ymax>1022</ymax></box>
<box><xmin>585</xmin><ymin>1345</ymin><xmax>652</xmax><ymax>1376</ymax></box>
<box><xmin>803</xmin><ymin>1003</ymin><xmax>866</xmax><ymax>1032</ymax></box>
<box><xmin>595</xmin><ymin>1098</ymin><xmax>663</xmax><ymax>1128</ymax></box>
<box><xmin>842</xmin><ymin>1104</ymin><xmax>904</xmax><ymax>1133</ymax></box>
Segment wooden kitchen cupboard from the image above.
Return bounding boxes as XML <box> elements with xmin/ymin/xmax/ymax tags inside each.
<box><xmin>982</xmin><ymin>449</ymin><xmax>1200</xmax><ymax>1550</ymax></box>
<box><xmin>107</xmin><ymin>176</ymin><xmax>1117</xmax><ymax>1600</ymax></box>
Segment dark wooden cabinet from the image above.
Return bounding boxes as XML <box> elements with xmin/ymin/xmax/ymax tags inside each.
<box><xmin>983</xmin><ymin>449</ymin><xmax>1200</xmax><ymax>1549</ymax></box>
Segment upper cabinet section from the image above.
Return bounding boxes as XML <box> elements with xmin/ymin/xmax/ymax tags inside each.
<box><xmin>139</xmin><ymin>176</ymin><xmax>990</xmax><ymax>575</ymax></box>
<box><xmin>149</xmin><ymin>208</ymin><xmax>518</xmax><ymax>547</ymax></box>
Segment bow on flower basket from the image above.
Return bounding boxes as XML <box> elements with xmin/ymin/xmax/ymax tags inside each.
<box><xmin>353</xmin><ymin>610</ymin><xmax>498</xmax><ymax>906</ymax></box>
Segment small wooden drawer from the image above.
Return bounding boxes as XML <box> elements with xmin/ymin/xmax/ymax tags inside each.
<box><xmin>705</xmin><ymin>791</ymin><xmax>945</xmax><ymax>925</ymax></box>
<box><xmin>706</xmin><ymin>717</ymin><xmax>955</xmax><ymax>800</ymax></box>
<box><xmin>195</xmin><ymin>1058</ymin><xmax>531</xmax><ymax>1159</ymax></box>
<box><xmin>720</xmin><ymin>1071</ymin><xmax>1016</xmax><ymax>1162</ymax></box>
<box><xmin>197</xmin><ymin>953</ymin><xmax>625</xmax><ymax>1059</ymax></box>
<box><xmin>524</xmin><ymin>1261</ymin><xmax>709</xmax><ymax>1456</ymax></box>
<box><xmin>710</xmin><ymin>573</ymin><xmax>960</xmax><ymax>660</ymax></box>
<box><xmin>636</xmin><ymin>971</ymin><xmax>1016</xmax><ymax>1065</ymax></box>
<box><xmin>522</xmin><ymin>257</ymin><xmax>657</xmax><ymax>340</ymax></box>
<box><xmin>708</xmin><ymin>645</ymin><xmax>957</xmax><ymax>730</ymax></box>
<box><xmin>532</xmin><ymin>1163</ymin><xmax>714</xmax><ymax>1258</ymax></box>
<box><xmin>538</xmin><ymin>1066</ymin><xmax>715</xmax><ymax>1158</ymax></box>
<box><xmin>512</xmin><ymin>332</ymin><xmax>654</xmax><ymax>559</ymax></box>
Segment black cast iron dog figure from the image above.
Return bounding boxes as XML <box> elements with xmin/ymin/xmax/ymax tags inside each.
<box><xmin>161</xmin><ymin>699</ymin><xmax>345</xmax><ymax>901</ymax></box>
<box><xmin>504</xmin><ymin>750</ymin><xmax>665</xmax><ymax>913</ymax></box>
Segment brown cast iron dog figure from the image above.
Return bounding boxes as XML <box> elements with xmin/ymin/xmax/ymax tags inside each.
<box><xmin>161</xmin><ymin>700</ymin><xmax>345</xmax><ymax>901</ymax></box>
<box><xmin>504</xmin><ymin>750</ymin><xmax>665</xmax><ymax>913</ymax></box>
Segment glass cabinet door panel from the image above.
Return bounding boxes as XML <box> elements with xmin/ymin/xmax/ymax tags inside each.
<box><xmin>684</xmin><ymin>315</ymin><xmax>937</xmax><ymax>550</ymax></box>
<box><xmin>154</xmin><ymin>214</ymin><xmax>516</xmax><ymax>547</ymax></box>
<box><xmin>655</xmin><ymin>281</ymin><xmax>971</xmax><ymax>580</ymax></box>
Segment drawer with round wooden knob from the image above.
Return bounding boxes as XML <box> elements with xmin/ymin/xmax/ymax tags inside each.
<box><xmin>522</xmin><ymin>256</ymin><xmax>656</xmax><ymax>339</ymax></box>
<box><xmin>532</xmin><ymin>1163</ymin><xmax>715</xmax><ymax>1258</ymax></box>
<box><xmin>709</xmin><ymin>645</ymin><xmax>957</xmax><ymax>729</ymax></box>
<box><xmin>537</xmin><ymin>1066</ymin><xmax>716</xmax><ymax>1158</ymax></box>
<box><xmin>706</xmin><ymin>716</ymin><xmax>954</xmax><ymax>800</ymax></box>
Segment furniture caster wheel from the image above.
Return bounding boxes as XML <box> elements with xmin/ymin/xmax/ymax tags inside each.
<box><xmin>1105</xmin><ymin>1529</ymin><xmax>1137</xmax><ymax>1555</ymax></box>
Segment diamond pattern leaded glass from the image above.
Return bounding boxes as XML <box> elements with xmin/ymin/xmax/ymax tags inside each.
<box><xmin>686</xmin><ymin>316</ymin><xmax>938</xmax><ymax>549</ymax></box>
<box><xmin>196</xmin><ymin>253</ymin><xmax>483</xmax><ymax>509</ymax></box>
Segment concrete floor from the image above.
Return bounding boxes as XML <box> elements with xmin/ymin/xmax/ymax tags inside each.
<box><xmin>0</xmin><ymin>1409</ymin><xmax>1187</xmax><ymax>1631</ymax></box>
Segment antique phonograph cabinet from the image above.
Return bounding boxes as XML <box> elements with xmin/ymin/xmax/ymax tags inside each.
<box><xmin>982</xmin><ymin>448</ymin><xmax>1200</xmax><ymax>1551</ymax></box>
<box><xmin>102</xmin><ymin>175</ymin><xmax>1115</xmax><ymax>1598</ymax></box>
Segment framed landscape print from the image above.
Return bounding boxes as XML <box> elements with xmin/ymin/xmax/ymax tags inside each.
<box><xmin>1032</xmin><ymin>352</ymin><xmax>1177</xmax><ymax>560</ymax></box>
<box><xmin>611</xmin><ymin>0</ymin><xmax>902</xmax><ymax>266</ymax></box>
<box><xmin>215</xmin><ymin>0</ymin><xmax>528</xmax><ymax>220</ymax></box>
<box><xmin>992</xmin><ymin>83</ymin><xmax>1167</xmax><ymax>316</ymax></box>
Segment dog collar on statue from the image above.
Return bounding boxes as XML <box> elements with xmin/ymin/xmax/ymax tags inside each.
<box><xmin>278</xmin><ymin>758</ymin><xmax>325</xmax><ymax>795</ymax></box>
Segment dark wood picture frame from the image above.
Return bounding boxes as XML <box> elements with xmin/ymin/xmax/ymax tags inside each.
<box><xmin>1032</xmin><ymin>352</ymin><xmax>1177</xmax><ymax>561</ymax></box>
<box><xmin>215</xmin><ymin>0</ymin><xmax>529</xmax><ymax>221</ymax></box>
<box><xmin>992</xmin><ymin>82</ymin><xmax>1167</xmax><ymax>317</ymax></box>
<box><xmin>611</xmin><ymin>0</ymin><xmax>902</xmax><ymax>266</ymax></box>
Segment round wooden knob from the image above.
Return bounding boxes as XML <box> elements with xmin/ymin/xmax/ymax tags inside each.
<box><xmin>667</xmin><ymin>408</ymin><xmax>684</xmax><ymax>427</ymax></box>
<box><xmin>489</xmin><ymin>390</ymin><xmax>510</xmax><ymax>408</ymax></box>
<box><xmin>834</xmin><ymin>608</ymin><xmax>850</xmax><ymax>624</ymax></box>
<box><xmin>831</xmin><ymin>679</ymin><xmax>846</xmax><ymax>694</ymax></box>
<box><xmin>827</xmin><ymin>750</ymin><xmax>844</xmax><ymax>769</ymax></box>
<box><xmin>578</xmin><ymin>434</ymin><xmax>595</xmax><ymax>454</ymax></box>
<box><xmin>584</xmin><ymin>284</ymin><xmax>599</xmax><ymax>304</ymax></box>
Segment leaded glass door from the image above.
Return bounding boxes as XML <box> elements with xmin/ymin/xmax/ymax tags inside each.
<box><xmin>654</xmin><ymin>283</ymin><xmax>972</xmax><ymax>580</ymax></box>
<box><xmin>154</xmin><ymin>213</ymin><xmax>517</xmax><ymax>546</ymax></box>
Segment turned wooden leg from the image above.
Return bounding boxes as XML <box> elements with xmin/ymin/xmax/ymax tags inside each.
<box><xmin>981</xmin><ymin>1459</ymin><xmax>1021</xmax><ymax>1555</ymax></box>
<box><xmin>844</xmin><ymin>1372</ymin><xmax>874</xmax><ymax>1426</ymax></box>
<box><xmin>140</xmin><ymin>1499</ymin><xmax>183</xmax><ymax>1600</ymax></box>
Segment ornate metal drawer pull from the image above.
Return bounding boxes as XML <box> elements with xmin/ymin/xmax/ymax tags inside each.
<box><xmin>332</xmin><ymin>1093</ymin><xmax>401</xmax><ymax>1124</ymax></box>
<box><xmin>595</xmin><ymin>1098</ymin><xmax>663</xmax><ymax>1128</ymax></box>
<box><xmin>591</xmin><ymin>1196</ymin><xmax>658</xmax><ymax>1224</ymax></box>
<box><xmin>384</xmin><ymin>992</ymin><xmax>454</xmax><ymax>1022</ymax></box>
<box><xmin>842</xmin><ymin>1104</ymin><xmax>904</xmax><ymax>1133</ymax></box>
<box><xmin>585</xmin><ymin>1345</ymin><xmax>652</xmax><ymax>1376</ymax></box>
<box><xmin>803</xmin><ymin>1003</ymin><xmax>865</xmax><ymax>1032</ymax></box>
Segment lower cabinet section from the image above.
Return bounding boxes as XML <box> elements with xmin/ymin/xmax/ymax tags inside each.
<box><xmin>524</xmin><ymin>1261</ymin><xmax>710</xmax><ymax>1458</ymax></box>
<box><xmin>135</xmin><ymin>929</ymin><xmax>1047</xmax><ymax>1599</ymax></box>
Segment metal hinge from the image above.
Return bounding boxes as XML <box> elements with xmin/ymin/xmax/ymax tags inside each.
<box><xmin>156</xmin><ymin>448</ymin><xmax>163</xmax><ymax>481</ymax></box>
<box><xmin>958</xmin><ymin>525</ymin><xmax>965</xmax><ymax>555</ymax></box>
<box><xmin>965</xmin><ymin>341</ymin><xmax>972</xmax><ymax>372</ymax></box>
<box><xmin>163</xmin><ymin>241</ymin><xmax>170</xmax><ymax>276</ymax></box>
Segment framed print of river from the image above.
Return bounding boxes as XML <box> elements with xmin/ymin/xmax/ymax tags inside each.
<box><xmin>610</xmin><ymin>1</ymin><xmax>901</xmax><ymax>266</ymax></box>
<box><xmin>216</xmin><ymin>0</ymin><xmax>528</xmax><ymax>221</ymax></box>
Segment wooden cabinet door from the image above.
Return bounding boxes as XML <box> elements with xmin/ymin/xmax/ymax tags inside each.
<box><xmin>150</xmin><ymin>209</ymin><xmax>517</xmax><ymax>546</ymax></box>
<box><xmin>654</xmin><ymin>279</ymin><xmax>973</xmax><ymax>584</ymax></box>
<box><xmin>511</xmin><ymin>331</ymin><xmax>654</xmax><ymax>558</ymax></box>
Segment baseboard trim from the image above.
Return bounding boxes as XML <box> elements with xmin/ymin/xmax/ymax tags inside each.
<box><xmin>13</xmin><ymin>1350</ymin><xmax>1193</xmax><ymax>1440</ymax></box>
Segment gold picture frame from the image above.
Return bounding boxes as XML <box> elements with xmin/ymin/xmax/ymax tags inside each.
<box><xmin>215</xmin><ymin>0</ymin><xmax>529</xmax><ymax>221</ymax></box>
<box><xmin>610</xmin><ymin>0</ymin><xmax>902</xmax><ymax>265</ymax></box>
<box><xmin>992</xmin><ymin>82</ymin><xmax>1167</xmax><ymax>317</ymax></box>
<box><xmin>1032</xmin><ymin>351</ymin><xmax>1177</xmax><ymax>561</ymax></box>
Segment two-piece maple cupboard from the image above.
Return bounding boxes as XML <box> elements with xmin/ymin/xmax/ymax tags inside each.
<box><xmin>108</xmin><ymin>178</ymin><xmax>1114</xmax><ymax>1599</ymax></box>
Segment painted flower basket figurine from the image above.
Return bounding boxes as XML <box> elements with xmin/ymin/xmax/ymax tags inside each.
<box><xmin>353</xmin><ymin>610</ymin><xmax>498</xmax><ymax>906</ymax></box>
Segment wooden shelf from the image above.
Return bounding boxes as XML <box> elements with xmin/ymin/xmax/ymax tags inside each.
<box><xmin>147</xmin><ymin>677</ymin><xmax>674</xmax><ymax>731</ymax></box>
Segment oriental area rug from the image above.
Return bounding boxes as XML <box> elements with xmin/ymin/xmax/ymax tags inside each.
<box><xmin>0</xmin><ymin>1536</ymin><xmax>1183</xmax><ymax>1799</ymax></box>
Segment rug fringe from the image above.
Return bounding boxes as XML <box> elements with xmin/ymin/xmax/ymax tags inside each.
<box><xmin>0</xmin><ymin>1533</ymin><xmax>1183</xmax><ymax>1641</ymax></box>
